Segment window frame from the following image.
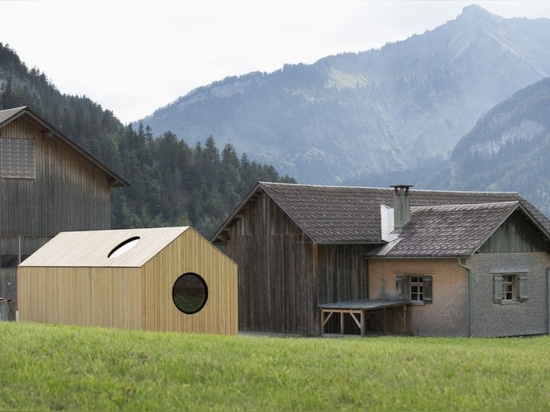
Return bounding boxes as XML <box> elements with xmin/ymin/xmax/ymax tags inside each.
<box><xmin>493</xmin><ymin>272</ymin><xmax>528</xmax><ymax>304</ymax></box>
<box><xmin>396</xmin><ymin>274</ymin><xmax>432</xmax><ymax>305</ymax></box>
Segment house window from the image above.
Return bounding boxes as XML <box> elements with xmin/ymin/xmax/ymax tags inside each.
<box><xmin>493</xmin><ymin>273</ymin><xmax>528</xmax><ymax>304</ymax></box>
<box><xmin>396</xmin><ymin>275</ymin><xmax>432</xmax><ymax>304</ymax></box>
<box><xmin>0</xmin><ymin>138</ymin><xmax>36</xmax><ymax>179</ymax></box>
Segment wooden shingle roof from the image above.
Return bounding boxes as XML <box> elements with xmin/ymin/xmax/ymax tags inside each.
<box><xmin>211</xmin><ymin>182</ymin><xmax>550</xmax><ymax>246</ymax></box>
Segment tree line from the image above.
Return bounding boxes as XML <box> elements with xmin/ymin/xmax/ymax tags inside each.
<box><xmin>0</xmin><ymin>43</ymin><xmax>295</xmax><ymax>237</ymax></box>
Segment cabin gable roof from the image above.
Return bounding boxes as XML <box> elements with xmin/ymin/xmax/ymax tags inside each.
<box><xmin>19</xmin><ymin>227</ymin><xmax>191</xmax><ymax>268</ymax></box>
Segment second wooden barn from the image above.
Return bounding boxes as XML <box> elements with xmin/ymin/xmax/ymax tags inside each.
<box><xmin>18</xmin><ymin>226</ymin><xmax>238</xmax><ymax>335</ymax></box>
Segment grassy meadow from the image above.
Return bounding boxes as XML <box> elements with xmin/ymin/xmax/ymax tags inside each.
<box><xmin>1</xmin><ymin>322</ymin><xmax>549</xmax><ymax>411</ymax></box>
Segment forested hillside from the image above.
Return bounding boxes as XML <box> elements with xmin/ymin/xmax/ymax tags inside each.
<box><xmin>0</xmin><ymin>43</ymin><xmax>294</xmax><ymax>236</ymax></box>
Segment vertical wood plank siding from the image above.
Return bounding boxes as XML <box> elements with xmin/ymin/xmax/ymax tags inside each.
<box><xmin>1</xmin><ymin>117</ymin><xmax>111</xmax><ymax>239</ymax></box>
<box><xmin>141</xmin><ymin>229</ymin><xmax>238</xmax><ymax>335</ymax></box>
<box><xmin>479</xmin><ymin>210</ymin><xmax>549</xmax><ymax>253</ymax></box>
<box><xmin>226</xmin><ymin>191</ymin><xmax>372</xmax><ymax>336</ymax></box>
<box><xmin>1</xmin><ymin>117</ymin><xmax>113</xmax><ymax>302</ymax></box>
<box><xmin>18</xmin><ymin>228</ymin><xmax>238</xmax><ymax>335</ymax></box>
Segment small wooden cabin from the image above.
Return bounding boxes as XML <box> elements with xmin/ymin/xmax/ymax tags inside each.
<box><xmin>0</xmin><ymin>106</ymin><xmax>128</xmax><ymax>303</ymax></box>
<box><xmin>18</xmin><ymin>226</ymin><xmax>238</xmax><ymax>335</ymax></box>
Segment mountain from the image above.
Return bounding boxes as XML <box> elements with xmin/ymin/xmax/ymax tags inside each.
<box><xmin>448</xmin><ymin>76</ymin><xmax>550</xmax><ymax>216</ymax></box>
<box><xmin>138</xmin><ymin>5</ymin><xmax>550</xmax><ymax>184</ymax></box>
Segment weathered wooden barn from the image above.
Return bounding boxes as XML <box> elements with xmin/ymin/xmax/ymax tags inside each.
<box><xmin>211</xmin><ymin>182</ymin><xmax>550</xmax><ymax>337</ymax></box>
<box><xmin>0</xmin><ymin>106</ymin><xmax>128</xmax><ymax>304</ymax></box>
<box><xmin>18</xmin><ymin>226</ymin><xmax>238</xmax><ymax>335</ymax></box>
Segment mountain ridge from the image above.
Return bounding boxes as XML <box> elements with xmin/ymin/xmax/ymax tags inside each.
<box><xmin>138</xmin><ymin>5</ymin><xmax>550</xmax><ymax>184</ymax></box>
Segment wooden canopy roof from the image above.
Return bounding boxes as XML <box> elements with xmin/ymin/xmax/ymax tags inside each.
<box><xmin>19</xmin><ymin>227</ymin><xmax>190</xmax><ymax>268</ymax></box>
<box><xmin>212</xmin><ymin>182</ymin><xmax>550</xmax><ymax>246</ymax></box>
<box><xmin>0</xmin><ymin>106</ymin><xmax>129</xmax><ymax>187</ymax></box>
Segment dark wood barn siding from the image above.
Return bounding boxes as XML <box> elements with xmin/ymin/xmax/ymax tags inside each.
<box><xmin>479</xmin><ymin>210</ymin><xmax>550</xmax><ymax>253</ymax></box>
<box><xmin>227</xmin><ymin>191</ymin><xmax>316</xmax><ymax>335</ymax></box>
<box><xmin>226</xmin><ymin>190</ymin><xmax>375</xmax><ymax>336</ymax></box>
<box><xmin>316</xmin><ymin>244</ymin><xmax>371</xmax><ymax>303</ymax></box>
<box><xmin>0</xmin><ymin>116</ymin><xmax>113</xmax><ymax>301</ymax></box>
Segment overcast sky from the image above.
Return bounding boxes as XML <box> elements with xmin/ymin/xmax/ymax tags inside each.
<box><xmin>1</xmin><ymin>1</ymin><xmax>550</xmax><ymax>124</ymax></box>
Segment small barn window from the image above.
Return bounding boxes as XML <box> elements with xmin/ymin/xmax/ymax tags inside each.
<box><xmin>172</xmin><ymin>273</ymin><xmax>208</xmax><ymax>315</ymax></box>
<box><xmin>108</xmin><ymin>236</ymin><xmax>140</xmax><ymax>258</ymax></box>
<box><xmin>0</xmin><ymin>138</ymin><xmax>36</xmax><ymax>179</ymax></box>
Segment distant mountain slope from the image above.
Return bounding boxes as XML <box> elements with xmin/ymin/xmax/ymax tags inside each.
<box><xmin>139</xmin><ymin>5</ymin><xmax>550</xmax><ymax>184</ymax></box>
<box><xmin>449</xmin><ymin>76</ymin><xmax>550</xmax><ymax>216</ymax></box>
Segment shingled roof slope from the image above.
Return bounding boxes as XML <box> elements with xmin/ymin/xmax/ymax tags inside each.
<box><xmin>374</xmin><ymin>201</ymin><xmax>522</xmax><ymax>257</ymax></box>
<box><xmin>212</xmin><ymin>182</ymin><xmax>550</xmax><ymax>245</ymax></box>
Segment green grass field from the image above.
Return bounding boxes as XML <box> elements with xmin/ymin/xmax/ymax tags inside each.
<box><xmin>1</xmin><ymin>322</ymin><xmax>549</xmax><ymax>411</ymax></box>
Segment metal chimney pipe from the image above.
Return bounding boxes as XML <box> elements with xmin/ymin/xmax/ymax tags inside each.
<box><xmin>390</xmin><ymin>185</ymin><xmax>413</xmax><ymax>230</ymax></box>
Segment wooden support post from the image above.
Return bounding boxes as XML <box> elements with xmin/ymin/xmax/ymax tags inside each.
<box><xmin>360</xmin><ymin>310</ymin><xmax>366</xmax><ymax>337</ymax></box>
<box><xmin>340</xmin><ymin>312</ymin><xmax>344</xmax><ymax>335</ymax></box>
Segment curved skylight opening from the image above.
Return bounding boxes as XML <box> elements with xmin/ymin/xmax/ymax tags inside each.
<box><xmin>108</xmin><ymin>236</ymin><xmax>141</xmax><ymax>258</ymax></box>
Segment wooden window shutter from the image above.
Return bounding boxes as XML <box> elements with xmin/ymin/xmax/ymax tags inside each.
<box><xmin>518</xmin><ymin>273</ymin><xmax>528</xmax><ymax>302</ymax></box>
<box><xmin>423</xmin><ymin>276</ymin><xmax>433</xmax><ymax>304</ymax></box>
<box><xmin>493</xmin><ymin>274</ymin><xmax>503</xmax><ymax>304</ymax></box>
<box><xmin>396</xmin><ymin>275</ymin><xmax>406</xmax><ymax>299</ymax></box>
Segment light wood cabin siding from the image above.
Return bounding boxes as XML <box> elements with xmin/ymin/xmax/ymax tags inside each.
<box><xmin>18</xmin><ymin>228</ymin><xmax>238</xmax><ymax>335</ymax></box>
<box><xmin>17</xmin><ymin>266</ymin><xmax>142</xmax><ymax>329</ymax></box>
<box><xmin>140</xmin><ymin>228</ymin><xmax>237</xmax><ymax>335</ymax></box>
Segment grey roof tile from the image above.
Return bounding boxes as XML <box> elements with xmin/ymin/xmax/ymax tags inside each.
<box><xmin>377</xmin><ymin>202</ymin><xmax>519</xmax><ymax>257</ymax></box>
<box><xmin>211</xmin><ymin>182</ymin><xmax>550</xmax><ymax>248</ymax></box>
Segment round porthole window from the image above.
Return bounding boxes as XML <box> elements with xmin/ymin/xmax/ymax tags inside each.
<box><xmin>172</xmin><ymin>273</ymin><xmax>208</xmax><ymax>314</ymax></box>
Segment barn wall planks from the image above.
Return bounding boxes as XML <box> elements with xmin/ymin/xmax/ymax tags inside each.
<box><xmin>227</xmin><ymin>191</ymin><xmax>315</xmax><ymax>335</ymax></box>
<box><xmin>479</xmin><ymin>210</ymin><xmax>549</xmax><ymax>253</ymax></box>
<box><xmin>1</xmin><ymin>115</ymin><xmax>116</xmax><ymax>304</ymax></box>
<box><xmin>225</xmin><ymin>190</ymin><xmax>372</xmax><ymax>336</ymax></box>
<box><xmin>1</xmin><ymin>116</ymin><xmax>112</xmax><ymax>239</ymax></box>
